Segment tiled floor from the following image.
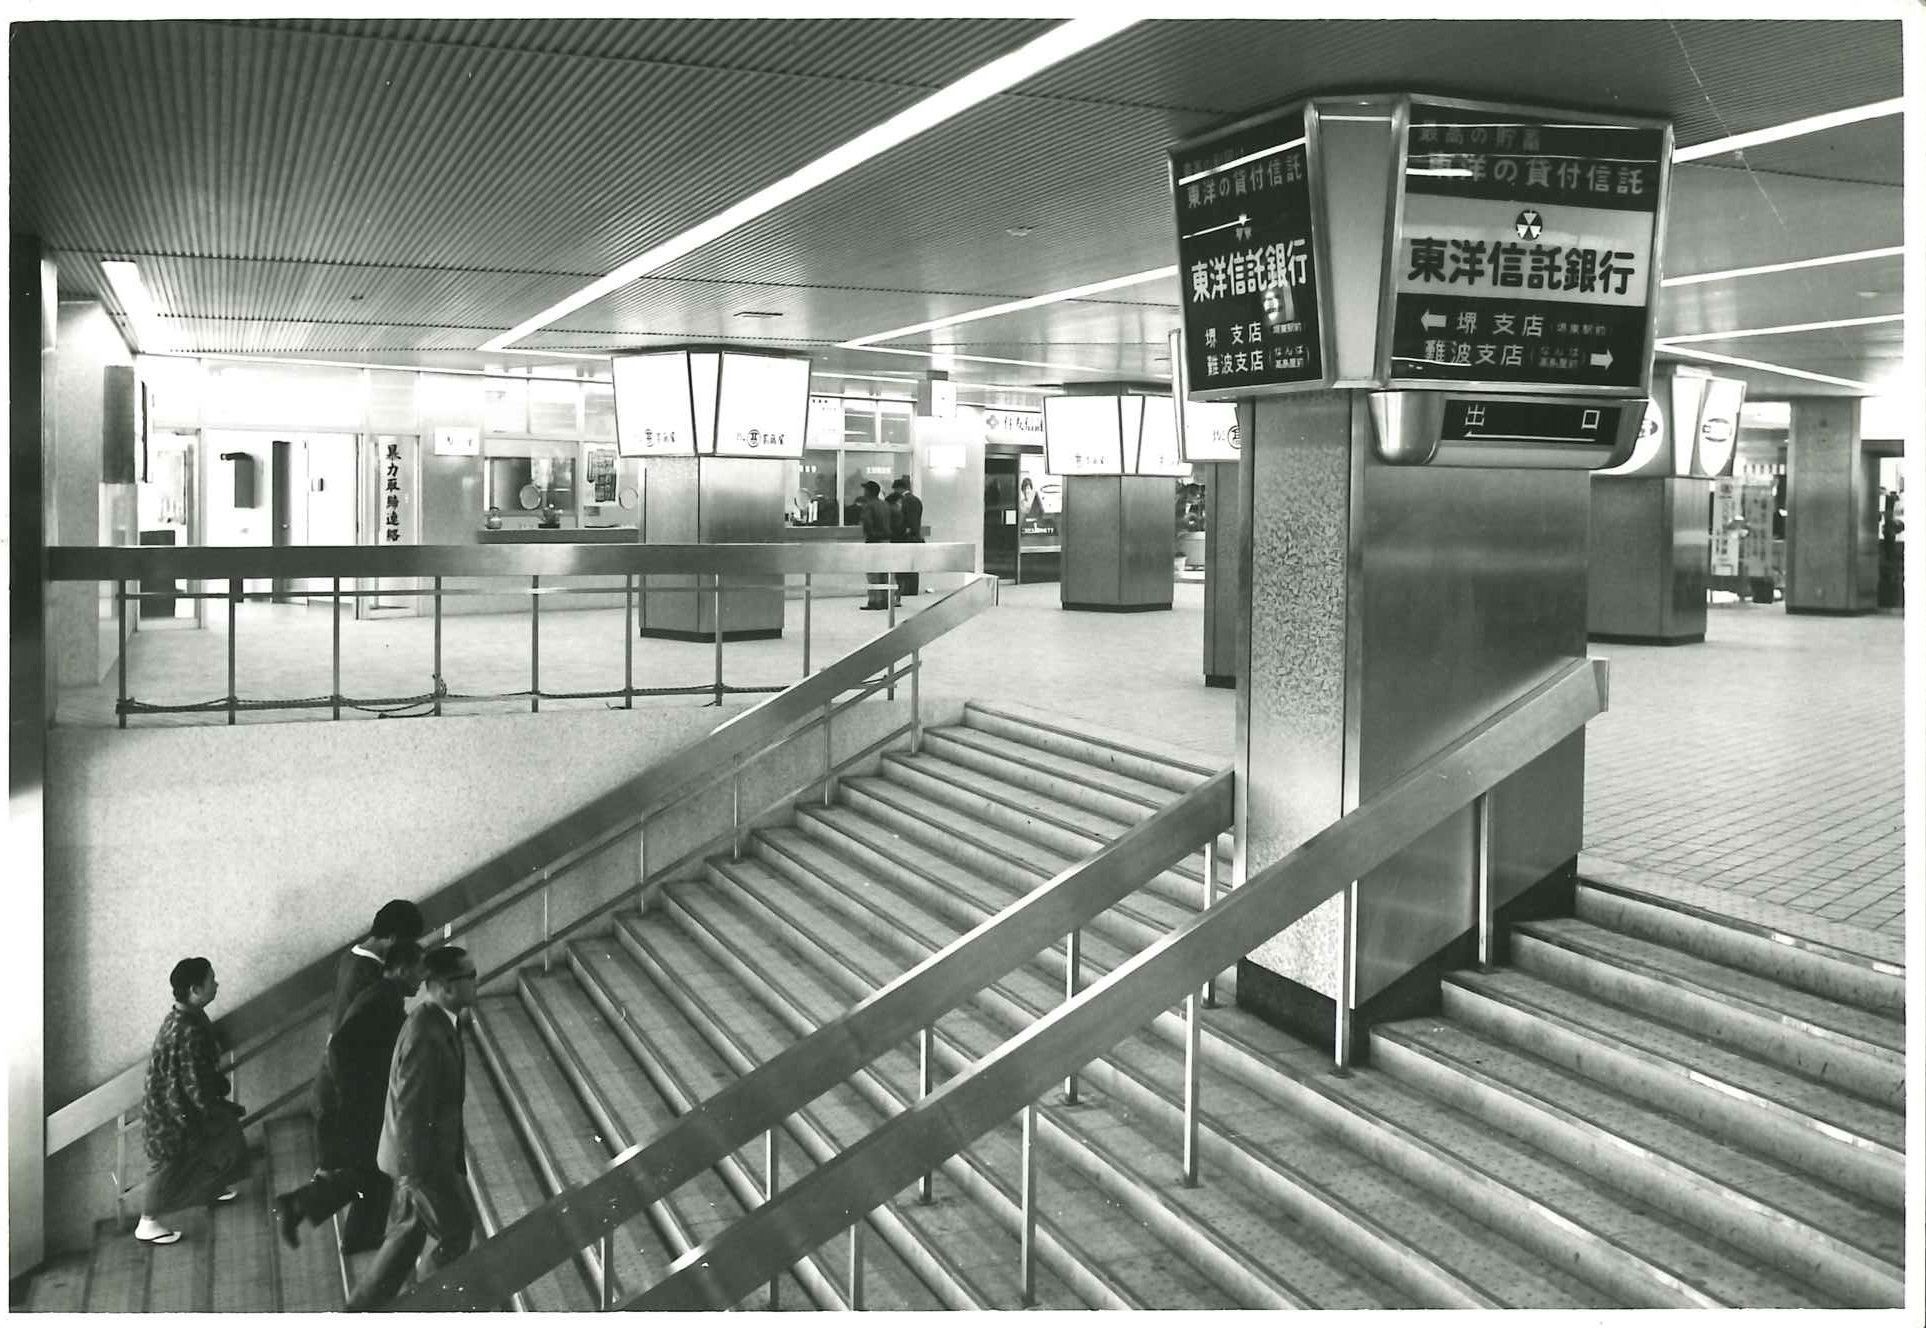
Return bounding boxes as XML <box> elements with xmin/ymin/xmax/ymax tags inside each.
<box><xmin>63</xmin><ymin>578</ymin><xmax>1908</xmax><ymax>941</ymax></box>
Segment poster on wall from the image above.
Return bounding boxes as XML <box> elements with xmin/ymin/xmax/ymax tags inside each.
<box><xmin>1018</xmin><ymin>450</ymin><xmax>1061</xmax><ymax>543</ymax></box>
<box><xmin>585</xmin><ymin>445</ymin><xmax>618</xmax><ymax>504</ymax></box>
<box><xmin>1385</xmin><ymin>98</ymin><xmax>1668</xmax><ymax>393</ymax></box>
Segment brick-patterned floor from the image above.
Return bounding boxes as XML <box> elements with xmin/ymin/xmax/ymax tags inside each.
<box><xmin>65</xmin><ymin>579</ymin><xmax>1908</xmax><ymax>941</ymax></box>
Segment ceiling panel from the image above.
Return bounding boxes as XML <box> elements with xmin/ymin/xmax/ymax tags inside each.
<box><xmin>1694</xmin><ymin>114</ymin><xmax>1905</xmax><ymax>187</ymax></box>
<box><xmin>555</xmin><ymin>277</ymin><xmax>1041</xmax><ymax>344</ymax></box>
<box><xmin>1660</xmin><ymin>165</ymin><xmax>1900</xmax><ymax>276</ymax></box>
<box><xmin>1658</xmin><ymin>253</ymin><xmax>1903</xmax><ymax>339</ymax></box>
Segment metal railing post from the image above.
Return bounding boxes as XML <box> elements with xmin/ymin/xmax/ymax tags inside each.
<box><xmin>540</xmin><ymin>872</ymin><xmax>552</xmax><ymax>974</ymax></box>
<box><xmin>226</xmin><ymin>577</ymin><xmax>239</xmax><ymax>725</ymax></box>
<box><xmin>731</xmin><ymin>771</ymin><xmax>743</xmax><ymax>862</ymax></box>
<box><xmin>910</xmin><ymin>647</ymin><xmax>922</xmax><ymax>752</ymax></box>
<box><xmin>1019</xmin><ymin>1102</ymin><xmax>1038</xmax><ymax>1307</ymax></box>
<box><xmin>822</xmin><ymin>703</ymin><xmax>836</xmax><ymax>806</ymax></box>
<box><xmin>713</xmin><ymin>574</ymin><xmax>725</xmax><ymax>707</ymax></box>
<box><xmin>597</xmin><ymin>1230</ymin><xmax>616</xmax><ymax>1310</ymax></box>
<box><xmin>331</xmin><ymin>576</ymin><xmax>342</xmax><ymax>721</ymax></box>
<box><xmin>116</xmin><ymin>579</ymin><xmax>129</xmax><ymax>729</ymax></box>
<box><xmin>623</xmin><ymin>573</ymin><xmax>635</xmax><ymax>710</ymax></box>
<box><xmin>802</xmin><ymin>572</ymin><xmax>813</xmax><ymax>676</ymax></box>
<box><xmin>1062</xmin><ymin>928</ymin><xmax>1081</xmax><ymax>1105</ymax></box>
<box><xmin>917</xmin><ymin>1026</ymin><xmax>934</xmax><ymax>1204</ymax></box>
<box><xmin>847</xmin><ymin>1217</ymin><xmax>865</xmax><ymax>1310</ymax></box>
<box><xmin>1202</xmin><ymin>846</ymin><xmax>1219</xmax><ymax>1008</ymax></box>
<box><xmin>1333</xmin><ymin>881</ymin><xmax>1358</xmax><ymax>1073</ymax></box>
<box><xmin>1474</xmin><ymin>791</ymin><xmax>1496</xmax><ymax>969</ymax></box>
<box><xmin>1182</xmin><ymin>989</ymin><xmax>1201</xmax><ymax>1186</ymax></box>
<box><xmin>530</xmin><ymin>574</ymin><xmax>541</xmax><ymax>713</ymax></box>
<box><xmin>432</xmin><ymin>576</ymin><xmax>443</xmax><ymax>716</ymax></box>
<box><xmin>113</xmin><ymin>1111</ymin><xmax>128</xmax><ymax>1226</ymax></box>
<box><xmin>885</xmin><ymin>572</ymin><xmax>898</xmax><ymax>700</ymax></box>
<box><xmin>764</xmin><ymin>1127</ymin><xmax>780</xmax><ymax>1309</ymax></box>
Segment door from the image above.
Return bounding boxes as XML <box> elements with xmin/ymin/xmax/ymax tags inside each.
<box><xmin>982</xmin><ymin>454</ymin><xmax>1019</xmax><ymax>579</ymax></box>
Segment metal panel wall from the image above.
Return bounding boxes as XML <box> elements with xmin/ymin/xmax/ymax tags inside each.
<box><xmin>1588</xmin><ymin>477</ymin><xmax>1709</xmax><ymax>643</ymax></box>
<box><xmin>1786</xmin><ymin>397</ymin><xmax>1875</xmax><ymax>614</ymax></box>
<box><xmin>1201</xmin><ymin>459</ymin><xmax>1242</xmax><ymax>686</ymax></box>
<box><xmin>1060</xmin><ymin>475</ymin><xmax>1174</xmax><ymax>611</ymax></box>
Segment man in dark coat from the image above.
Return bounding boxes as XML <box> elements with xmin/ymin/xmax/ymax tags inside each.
<box><xmin>857</xmin><ymin>480</ymin><xmax>896</xmax><ymax>610</ymax></box>
<box><xmin>273</xmin><ymin>939</ymin><xmax>422</xmax><ymax>1252</ymax></box>
<box><xmin>345</xmin><ymin>946</ymin><xmax>479</xmax><ymax>1310</ymax></box>
<box><xmin>891</xmin><ymin>476</ymin><xmax>924</xmax><ymax>596</ymax></box>
<box><xmin>134</xmin><ymin>958</ymin><xmax>249</xmax><ymax>1246</ymax></box>
<box><xmin>331</xmin><ymin>898</ymin><xmax>425</xmax><ymax>1032</ymax></box>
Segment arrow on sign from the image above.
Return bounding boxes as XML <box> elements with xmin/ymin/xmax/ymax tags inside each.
<box><xmin>1590</xmin><ymin>349</ymin><xmax>1614</xmax><ymax>369</ymax></box>
<box><xmin>1421</xmin><ymin>310</ymin><xmax>1446</xmax><ymax>331</ymax></box>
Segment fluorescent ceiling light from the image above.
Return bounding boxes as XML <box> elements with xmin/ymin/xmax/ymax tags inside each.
<box><xmin>1673</xmin><ymin>97</ymin><xmax>1904</xmax><ymax>162</ymax></box>
<box><xmin>843</xmin><ymin>265</ymin><xmax>1177</xmax><ymax>349</ymax></box>
<box><xmin>1662</xmin><ymin>246</ymin><xmax>1905</xmax><ymax>287</ymax></box>
<box><xmin>811</xmin><ymin>370</ymin><xmax>921</xmax><ymax>384</ymax></box>
<box><xmin>1659</xmin><ymin>344</ymin><xmax>1875</xmax><ymax>392</ymax></box>
<box><xmin>481</xmin><ymin>17</ymin><xmax>1137</xmax><ymax>353</ymax></box>
<box><xmin>1660</xmin><ymin>313</ymin><xmax>1902</xmax><ymax>345</ymax></box>
<box><xmin>848</xmin><ymin>343</ymin><xmax>1109</xmax><ymax>375</ymax></box>
<box><xmin>101</xmin><ymin>260</ymin><xmax>171</xmax><ymax>352</ymax></box>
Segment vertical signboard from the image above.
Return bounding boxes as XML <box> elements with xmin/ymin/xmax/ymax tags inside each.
<box><xmin>1384</xmin><ymin>98</ymin><xmax>1669</xmax><ymax>394</ymax></box>
<box><xmin>1170</xmin><ymin>105</ymin><xmax>1324</xmax><ymax>398</ymax></box>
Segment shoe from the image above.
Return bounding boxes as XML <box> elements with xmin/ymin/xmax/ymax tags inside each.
<box><xmin>273</xmin><ymin>1193</ymin><xmax>302</xmax><ymax>1249</ymax></box>
<box><xmin>213</xmin><ymin>1187</ymin><xmax>239</xmax><ymax>1203</ymax></box>
<box><xmin>134</xmin><ymin>1218</ymin><xmax>182</xmax><ymax>1246</ymax></box>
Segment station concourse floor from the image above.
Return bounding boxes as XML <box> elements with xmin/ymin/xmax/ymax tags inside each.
<box><xmin>67</xmin><ymin>577</ymin><xmax>1908</xmax><ymax>947</ymax></box>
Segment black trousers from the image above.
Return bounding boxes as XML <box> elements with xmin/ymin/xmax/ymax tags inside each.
<box><xmin>285</xmin><ymin>1163</ymin><xmax>393</xmax><ymax>1251</ymax></box>
<box><xmin>345</xmin><ymin>1172</ymin><xmax>473</xmax><ymax>1310</ymax></box>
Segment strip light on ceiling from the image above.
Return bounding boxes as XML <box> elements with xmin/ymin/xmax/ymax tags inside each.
<box><xmin>101</xmin><ymin>261</ymin><xmax>171</xmax><ymax>353</ymax></box>
<box><xmin>1658</xmin><ymin>343</ymin><xmax>1875</xmax><ymax>392</ymax></box>
<box><xmin>849</xmin><ymin>343</ymin><xmax>1111</xmax><ymax>375</ymax></box>
<box><xmin>1661</xmin><ymin>245</ymin><xmax>1905</xmax><ymax>288</ymax></box>
<box><xmin>480</xmin><ymin>17</ymin><xmax>1137</xmax><ymax>353</ymax></box>
<box><xmin>1673</xmin><ymin>96</ymin><xmax>1903</xmax><ymax>162</ymax></box>
<box><xmin>1660</xmin><ymin>312</ymin><xmax>1902</xmax><ymax>345</ymax></box>
<box><xmin>842</xmin><ymin>265</ymin><xmax>1177</xmax><ymax>349</ymax></box>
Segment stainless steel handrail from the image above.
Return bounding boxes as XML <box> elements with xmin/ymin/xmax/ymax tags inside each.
<box><xmin>398</xmin><ymin>655</ymin><xmax>1604</xmax><ymax>1311</ymax></box>
<box><xmin>391</xmin><ymin>769</ymin><xmax>1236</xmax><ymax>1311</ymax></box>
<box><xmin>46</xmin><ymin>540</ymin><xmax>976</xmax><ymax>581</ymax></box>
<box><xmin>619</xmin><ymin>657</ymin><xmax>1607</xmax><ymax>1310</ymax></box>
<box><xmin>45</xmin><ymin>573</ymin><xmax>998</xmax><ymax>1158</ymax></box>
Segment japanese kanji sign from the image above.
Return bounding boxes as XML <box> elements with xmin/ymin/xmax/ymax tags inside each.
<box><xmin>1387</xmin><ymin>100</ymin><xmax>1667</xmax><ymax>392</ymax></box>
<box><xmin>1171</xmin><ymin>105</ymin><xmax>1323</xmax><ymax>395</ymax></box>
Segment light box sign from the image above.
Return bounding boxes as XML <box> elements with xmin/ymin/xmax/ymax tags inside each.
<box><xmin>612</xmin><ymin>350</ymin><xmax>810</xmax><ymax>458</ymax></box>
<box><xmin>1043</xmin><ymin>397</ymin><xmax>1125</xmax><ymax>475</ymax></box>
<box><xmin>1385</xmin><ymin>98</ymin><xmax>1669</xmax><ymax>394</ymax></box>
<box><xmin>714</xmin><ymin>353</ymin><xmax>809</xmax><ymax>458</ymax></box>
<box><xmin>1131</xmin><ymin>396</ymin><xmax>1189</xmax><ymax>476</ymax></box>
<box><xmin>612</xmin><ymin>353</ymin><xmax>697</xmax><ymax>456</ymax></box>
<box><xmin>1180</xmin><ymin>400</ymin><xmax>1241</xmax><ymax>463</ymax></box>
<box><xmin>1170</xmin><ymin>104</ymin><xmax>1324</xmax><ymax>397</ymax></box>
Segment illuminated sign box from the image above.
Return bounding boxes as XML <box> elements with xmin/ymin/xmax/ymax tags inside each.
<box><xmin>1044</xmin><ymin>394</ymin><xmax>1188</xmax><ymax>476</ymax></box>
<box><xmin>612</xmin><ymin>349</ymin><xmax>811</xmax><ymax>459</ymax></box>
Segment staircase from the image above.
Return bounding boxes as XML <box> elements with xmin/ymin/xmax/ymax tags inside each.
<box><xmin>18</xmin><ymin>700</ymin><xmax>1904</xmax><ymax>1311</ymax></box>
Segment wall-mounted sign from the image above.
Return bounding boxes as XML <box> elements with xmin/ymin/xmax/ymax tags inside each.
<box><xmin>1439</xmin><ymin>397</ymin><xmax>1626</xmax><ymax>448</ymax></box>
<box><xmin>1180</xmin><ymin>400</ymin><xmax>1241</xmax><ymax>463</ymax></box>
<box><xmin>1691</xmin><ymin>377</ymin><xmax>1745</xmax><ymax>477</ymax></box>
<box><xmin>1385</xmin><ymin>99</ymin><xmax>1669</xmax><ymax>394</ymax></box>
<box><xmin>1170</xmin><ymin>104</ymin><xmax>1324</xmax><ymax>397</ymax></box>
<box><xmin>433</xmin><ymin>426</ymin><xmax>480</xmax><ymax>457</ymax></box>
<box><xmin>380</xmin><ymin>437</ymin><xmax>410</xmax><ymax>543</ymax></box>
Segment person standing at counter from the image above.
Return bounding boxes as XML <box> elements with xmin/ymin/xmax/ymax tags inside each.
<box><xmin>857</xmin><ymin>480</ymin><xmax>894</xmax><ymax>611</ymax></box>
<box><xmin>892</xmin><ymin>476</ymin><xmax>924</xmax><ymax>596</ymax></box>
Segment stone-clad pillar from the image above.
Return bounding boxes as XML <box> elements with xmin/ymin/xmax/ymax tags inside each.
<box><xmin>1785</xmin><ymin>397</ymin><xmax>1875</xmax><ymax>614</ymax></box>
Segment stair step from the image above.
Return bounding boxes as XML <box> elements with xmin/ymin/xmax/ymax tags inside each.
<box><xmin>962</xmin><ymin>700</ymin><xmax>1215</xmax><ymax>793</ymax></box>
<box><xmin>1443</xmin><ymin>968</ymin><xmax>1904</xmax><ymax>1207</ymax></box>
<box><xmin>753</xmin><ymin>847</ymin><xmax>1624</xmax><ymax>1309</ymax></box>
<box><xmin>264</xmin><ymin>1117</ymin><xmax>345</xmax><ymax>1311</ymax></box>
<box><xmin>85</xmin><ymin>1217</ymin><xmax>153</xmax><ymax>1312</ymax></box>
<box><xmin>614</xmin><ymin>908</ymin><xmax>1093</xmax><ymax>1309</ymax></box>
<box><xmin>209</xmin><ymin>1146</ymin><xmax>278</xmax><ymax>1312</ymax></box>
<box><xmin>1207</xmin><ymin>1010</ymin><xmax>1827</xmax><ymax>1307</ymax></box>
<box><xmin>926</xmin><ymin>723</ymin><xmax>1181</xmax><ymax>811</ymax></box>
<box><xmin>1512</xmin><ymin>920</ymin><xmax>1903</xmax><ymax>1106</ymax></box>
<box><xmin>21</xmin><ymin>1249</ymin><xmax>92</xmax><ymax>1312</ymax></box>
<box><xmin>1575</xmin><ymin>883</ymin><xmax>1904</xmax><ymax>1014</ymax></box>
<box><xmin>460</xmin><ymin>1033</ymin><xmax>599</xmax><ymax>1310</ymax></box>
<box><xmin>1373</xmin><ymin>1019</ymin><xmax>1902</xmax><ymax>1306</ymax></box>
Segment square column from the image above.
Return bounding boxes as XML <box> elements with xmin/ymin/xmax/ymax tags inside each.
<box><xmin>1785</xmin><ymin>397</ymin><xmax>1876</xmax><ymax>614</ymax></box>
<box><xmin>639</xmin><ymin>455</ymin><xmax>786</xmax><ymax>640</ymax></box>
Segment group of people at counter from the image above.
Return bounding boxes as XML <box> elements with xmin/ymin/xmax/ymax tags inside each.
<box><xmin>852</xmin><ymin>475</ymin><xmax>924</xmax><ymax>608</ymax></box>
<box><xmin>132</xmin><ymin>902</ymin><xmax>481</xmax><ymax>1309</ymax></box>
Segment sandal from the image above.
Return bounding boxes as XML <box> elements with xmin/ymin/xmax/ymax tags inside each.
<box><xmin>134</xmin><ymin>1224</ymin><xmax>183</xmax><ymax>1246</ymax></box>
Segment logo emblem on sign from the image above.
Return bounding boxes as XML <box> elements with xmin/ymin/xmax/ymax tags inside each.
<box><xmin>1515</xmin><ymin>209</ymin><xmax>1544</xmax><ymax>240</ymax></box>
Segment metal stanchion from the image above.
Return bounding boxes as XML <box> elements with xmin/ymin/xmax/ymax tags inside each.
<box><xmin>713</xmin><ymin>575</ymin><xmax>725</xmax><ymax>707</ymax></box>
<box><xmin>1474</xmin><ymin>792</ymin><xmax>1495</xmax><ymax>969</ymax></box>
<box><xmin>1182</xmin><ymin>989</ymin><xmax>1201</xmax><ymax>1186</ymax></box>
<box><xmin>116</xmin><ymin>579</ymin><xmax>129</xmax><ymax>729</ymax></box>
<box><xmin>541</xmin><ymin>873</ymin><xmax>552</xmax><ymax>974</ymax></box>
<box><xmin>432</xmin><ymin>576</ymin><xmax>443</xmax><ymax>716</ymax></box>
<box><xmin>1019</xmin><ymin>1102</ymin><xmax>1038</xmax><ymax>1307</ymax></box>
<box><xmin>1062</xmin><ymin>929</ymin><xmax>1081</xmax><ymax>1105</ymax></box>
<box><xmin>226</xmin><ymin>577</ymin><xmax>239</xmax><ymax>726</ymax></box>
<box><xmin>731</xmin><ymin>771</ymin><xmax>743</xmax><ymax>862</ymax></box>
<box><xmin>1202</xmin><ymin>847</ymin><xmax>1219</xmax><ymax>1008</ymax></box>
<box><xmin>823</xmin><ymin>703</ymin><xmax>836</xmax><ymax>806</ymax></box>
<box><xmin>802</xmin><ymin>572</ymin><xmax>813</xmax><ymax>676</ymax></box>
<box><xmin>623</xmin><ymin>573</ymin><xmax>635</xmax><ymax>709</ymax></box>
<box><xmin>331</xmin><ymin>576</ymin><xmax>342</xmax><ymax>721</ymax></box>
<box><xmin>530</xmin><ymin>574</ymin><xmax>541</xmax><ymax>713</ymax></box>
<box><xmin>910</xmin><ymin>646</ymin><xmax>922</xmax><ymax>752</ymax></box>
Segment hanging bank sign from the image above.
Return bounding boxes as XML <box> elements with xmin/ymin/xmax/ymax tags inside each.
<box><xmin>1169</xmin><ymin>104</ymin><xmax>1325</xmax><ymax>398</ymax></box>
<box><xmin>1383</xmin><ymin>98</ymin><xmax>1669</xmax><ymax>394</ymax></box>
